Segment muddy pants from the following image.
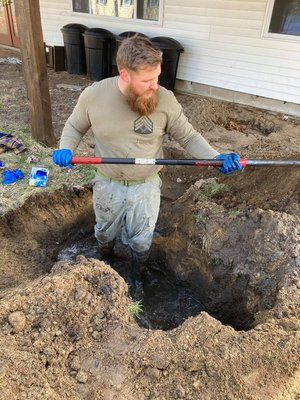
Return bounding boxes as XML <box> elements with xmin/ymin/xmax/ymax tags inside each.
<box><xmin>93</xmin><ymin>174</ymin><xmax>161</xmax><ymax>255</ymax></box>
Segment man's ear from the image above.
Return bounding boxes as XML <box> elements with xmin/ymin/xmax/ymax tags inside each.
<box><xmin>119</xmin><ymin>68</ymin><xmax>130</xmax><ymax>82</ymax></box>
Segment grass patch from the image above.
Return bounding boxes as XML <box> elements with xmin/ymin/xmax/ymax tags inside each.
<box><xmin>201</xmin><ymin>182</ymin><xmax>231</xmax><ymax>198</ymax></box>
<box><xmin>128</xmin><ymin>300</ymin><xmax>143</xmax><ymax>318</ymax></box>
<box><xmin>76</xmin><ymin>164</ymin><xmax>97</xmax><ymax>181</ymax></box>
<box><xmin>193</xmin><ymin>212</ymin><xmax>204</xmax><ymax>224</ymax></box>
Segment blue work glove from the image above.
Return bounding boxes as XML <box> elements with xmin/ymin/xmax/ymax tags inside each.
<box><xmin>2</xmin><ymin>168</ymin><xmax>24</xmax><ymax>185</ymax></box>
<box><xmin>215</xmin><ymin>153</ymin><xmax>243</xmax><ymax>174</ymax></box>
<box><xmin>52</xmin><ymin>149</ymin><xmax>72</xmax><ymax>167</ymax></box>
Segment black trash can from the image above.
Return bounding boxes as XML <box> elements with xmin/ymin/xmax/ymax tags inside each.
<box><xmin>112</xmin><ymin>31</ymin><xmax>149</xmax><ymax>75</ymax></box>
<box><xmin>61</xmin><ymin>23</ymin><xmax>87</xmax><ymax>75</ymax></box>
<box><xmin>83</xmin><ymin>28</ymin><xmax>115</xmax><ymax>81</ymax></box>
<box><xmin>151</xmin><ymin>37</ymin><xmax>184</xmax><ymax>91</ymax></box>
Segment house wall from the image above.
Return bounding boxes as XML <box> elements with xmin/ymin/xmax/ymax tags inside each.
<box><xmin>39</xmin><ymin>0</ymin><xmax>300</xmax><ymax>115</ymax></box>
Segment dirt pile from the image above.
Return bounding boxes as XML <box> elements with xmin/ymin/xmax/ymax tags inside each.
<box><xmin>0</xmin><ymin>249</ymin><xmax>299</xmax><ymax>400</ymax></box>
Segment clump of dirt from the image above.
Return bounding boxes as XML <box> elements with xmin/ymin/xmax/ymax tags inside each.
<box><xmin>0</xmin><ymin>46</ymin><xmax>299</xmax><ymax>399</ymax></box>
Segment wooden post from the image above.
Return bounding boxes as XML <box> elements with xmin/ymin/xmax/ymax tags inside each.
<box><xmin>14</xmin><ymin>0</ymin><xmax>56</xmax><ymax>147</ymax></box>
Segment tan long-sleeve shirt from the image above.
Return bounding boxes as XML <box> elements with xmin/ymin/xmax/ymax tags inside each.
<box><xmin>60</xmin><ymin>76</ymin><xmax>219</xmax><ymax>180</ymax></box>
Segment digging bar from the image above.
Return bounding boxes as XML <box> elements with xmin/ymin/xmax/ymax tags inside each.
<box><xmin>71</xmin><ymin>157</ymin><xmax>300</xmax><ymax>167</ymax></box>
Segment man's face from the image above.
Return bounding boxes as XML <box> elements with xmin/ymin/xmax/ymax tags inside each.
<box><xmin>127</xmin><ymin>64</ymin><xmax>161</xmax><ymax>97</ymax></box>
<box><xmin>123</xmin><ymin>64</ymin><xmax>161</xmax><ymax>115</ymax></box>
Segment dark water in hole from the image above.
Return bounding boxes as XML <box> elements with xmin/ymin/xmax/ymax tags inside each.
<box><xmin>138</xmin><ymin>267</ymin><xmax>205</xmax><ymax>330</ymax></box>
<box><xmin>57</xmin><ymin>234</ymin><xmax>205</xmax><ymax>330</ymax></box>
<box><xmin>57</xmin><ymin>233</ymin><xmax>256</xmax><ymax>331</ymax></box>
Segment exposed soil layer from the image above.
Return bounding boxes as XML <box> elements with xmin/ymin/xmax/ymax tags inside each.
<box><xmin>0</xmin><ymin>46</ymin><xmax>299</xmax><ymax>400</ymax></box>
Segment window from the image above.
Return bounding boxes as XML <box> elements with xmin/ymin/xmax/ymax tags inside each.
<box><xmin>74</xmin><ymin>0</ymin><xmax>161</xmax><ymax>22</ymax></box>
<box><xmin>72</xmin><ymin>0</ymin><xmax>89</xmax><ymax>13</ymax></box>
<box><xmin>268</xmin><ymin>0</ymin><xmax>300</xmax><ymax>37</ymax></box>
<box><xmin>147</xmin><ymin>0</ymin><xmax>158</xmax><ymax>8</ymax></box>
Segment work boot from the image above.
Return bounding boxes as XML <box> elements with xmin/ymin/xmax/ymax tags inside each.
<box><xmin>98</xmin><ymin>240</ymin><xmax>115</xmax><ymax>262</ymax></box>
<box><xmin>126</xmin><ymin>249</ymin><xmax>150</xmax><ymax>300</ymax></box>
<box><xmin>113</xmin><ymin>239</ymin><xmax>131</xmax><ymax>261</ymax></box>
<box><xmin>131</xmin><ymin>249</ymin><xmax>149</xmax><ymax>270</ymax></box>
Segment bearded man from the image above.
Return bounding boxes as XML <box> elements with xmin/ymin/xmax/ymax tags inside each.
<box><xmin>52</xmin><ymin>35</ymin><xmax>242</xmax><ymax>297</ymax></box>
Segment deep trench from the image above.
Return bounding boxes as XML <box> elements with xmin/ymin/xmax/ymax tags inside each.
<box><xmin>2</xmin><ymin>182</ymin><xmax>286</xmax><ymax>332</ymax></box>
<box><xmin>54</xmin><ymin>204</ymin><xmax>261</xmax><ymax>332</ymax></box>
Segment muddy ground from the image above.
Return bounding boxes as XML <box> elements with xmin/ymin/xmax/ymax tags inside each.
<box><xmin>0</xmin><ymin>46</ymin><xmax>299</xmax><ymax>399</ymax></box>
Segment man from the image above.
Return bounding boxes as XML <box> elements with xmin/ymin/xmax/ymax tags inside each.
<box><xmin>53</xmin><ymin>35</ymin><xmax>242</xmax><ymax>294</ymax></box>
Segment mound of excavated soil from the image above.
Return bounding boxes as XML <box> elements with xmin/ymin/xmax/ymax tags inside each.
<box><xmin>0</xmin><ymin>46</ymin><xmax>299</xmax><ymax>399</ymax></box>
<box><xmin>0</xmin><ymin>184</ymin><xmax>299</xmax><ymax>400</ymax></box>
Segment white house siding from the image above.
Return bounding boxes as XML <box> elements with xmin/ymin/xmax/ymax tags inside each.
<box><xmin>39</xmin><ymin>0</ymin><xmax>300</xmax><ymax>113</ymax></box>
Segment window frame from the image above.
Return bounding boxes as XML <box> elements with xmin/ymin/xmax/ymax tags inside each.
<box><xmin>263</xmin><ymin>0</ymin><xmax>300</xmax><ymax>41</ymax></box>
<box><xmin>70</xmin><ymin>0</ymin><xmax>163</xmax><ymax>25</ymax></box>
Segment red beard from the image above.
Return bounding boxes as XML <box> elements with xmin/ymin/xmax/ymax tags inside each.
<box><xmin>126</xmin><ymin>84</ymin><xmax>159</xmax><ymax>116</ymax></box>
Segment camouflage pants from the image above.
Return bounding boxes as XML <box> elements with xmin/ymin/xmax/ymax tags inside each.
<box><xmin>93</xmin><ymin>174</ymin><xmax>161</xmax><ymax>254</ymax></box>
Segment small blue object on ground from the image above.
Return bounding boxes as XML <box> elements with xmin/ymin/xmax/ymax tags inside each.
<box><xmin>2</xmin><ymin>168</ymin><xmax>24</xmax><ymax>185</ymax></box>
<box><xmin>29</xmin><ymin>167</ymin><xmax>49</xmax><ymax>187</ymax></box>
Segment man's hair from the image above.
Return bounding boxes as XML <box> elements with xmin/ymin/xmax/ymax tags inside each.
<box><xmin>116</xmin><ymin>34</ymin><xmax>162</xmax><ymax>72</ymax></box>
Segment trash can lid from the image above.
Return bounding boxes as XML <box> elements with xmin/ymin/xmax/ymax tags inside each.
<box><xmin>151</xmin><ymin>36</ymin><xmax>184</xmax><ymax>52</ymax></box>
<box><xmin>61</xmin><ymin>23</ymin><xmax>87</xmax><ymax>33</ymax></box>
<box><xmin>83</xmin><ymin>28</ymin><xmax>114</xmax><ymax>38</ymax></box>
